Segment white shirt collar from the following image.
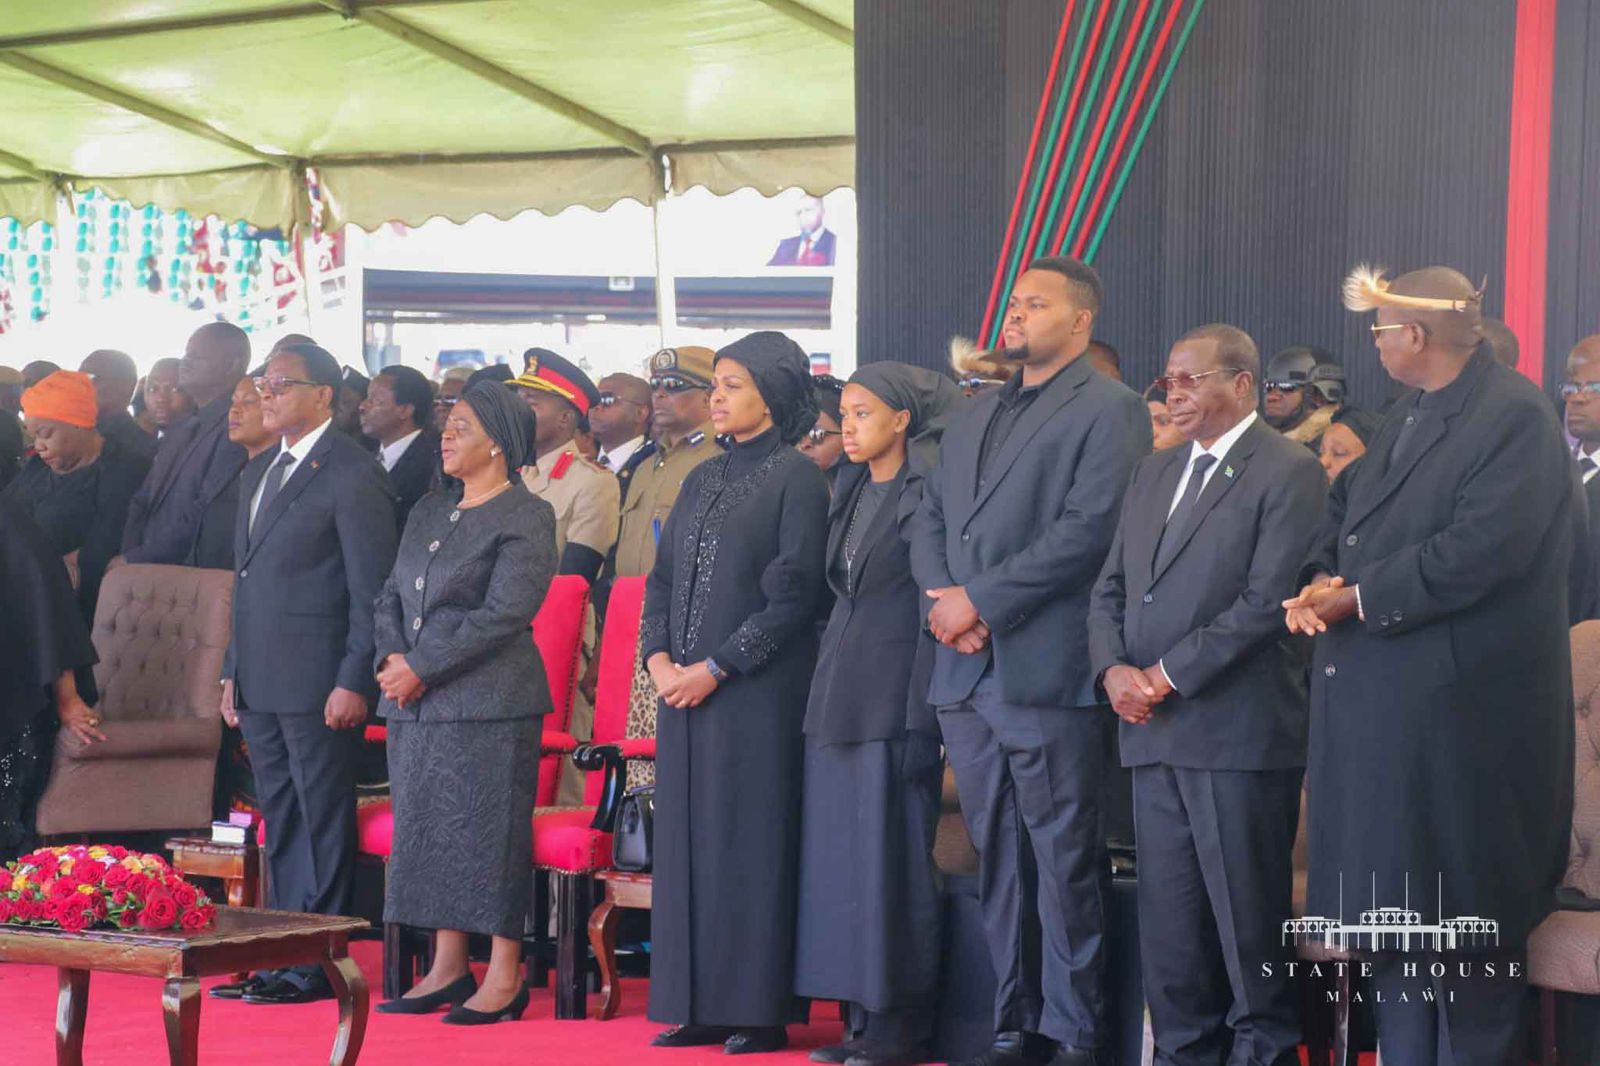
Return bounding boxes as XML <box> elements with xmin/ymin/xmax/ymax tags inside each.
<box><xmin>278</xmin><ymin>417</ymin><xmax>333</xmax><ymax>466</ymax></box>
<box><xmin>379</xmin><ymin>428</ymin><xmax>422</xmax><ymax>471</ymax></box>
<box><xmin>1187</xmin><ymin>410</ymin><xmax>1258</xmax><ymax>466</ymax></box>
<box><xmin>598</xmin><ymin>435</ymin><xmax>644</xmax><ymax>473</ymax></box>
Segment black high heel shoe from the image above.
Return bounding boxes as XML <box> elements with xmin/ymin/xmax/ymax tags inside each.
<box><xmin>375</xmin><ymin>973</ymin><xmax>477</xmax><ymax>1015</ymax></box>
<box><xmin>441</xmin><ymin>983</ymin><xmax>530</xmax><ymax>1025</ymax></box>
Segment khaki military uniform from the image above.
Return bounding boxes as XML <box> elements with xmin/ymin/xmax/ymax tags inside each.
<box><xmin>614</xmin><ymin>423</ymin><xmax>722</xmax><ymax>578</ymax></box>
<box><xmin>523</xmin><ymin>444</ymin><xmax>620</xmax><ymax>559</ymax></box>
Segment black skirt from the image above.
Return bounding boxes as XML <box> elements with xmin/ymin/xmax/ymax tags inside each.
<box><xmin>384</xmin><ymin>717</ymin><xmax>538</xmax><ymax>939</ymax></box>
<box><xmin>794</xmin><ymin>733</ymin><xmax>943</xmax><ymax>1013</ymax></box>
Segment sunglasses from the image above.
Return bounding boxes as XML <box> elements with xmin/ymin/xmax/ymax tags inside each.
<box><xmin>1263</xmin><ymin>381</ymin><xmax>1303</xmax><ymax>394</ymax></box>
<box><xmin>1152</xmin><ymin>368</ymin><xmax>1243</xmax><ymax>392</ymax></box>
<box><xmin>805</xmin><ymin>426</ymin><xmax>843</xmax><ymax>445</ymax></box>
<box><xmin>253</xmin><ymin>374</ymin><xmax>321</xmax><ymax>397</ymax></box>
<box><xmin>649</xmin><ymin>375</ymin><xmax>706</xmax><ymax>394</ymax></box>
<box><xmin>1559</xmin><ymin>382</ymin><xmax>1600</xmax><ymax>400</ymax></box>
<box><xmin>813</xmin><ymin>374</ymin><xmax>845</xmax><ymax>394</ymax></box>
<box><xmin>959</xmin><ymin>375</ymin><xmax>1004</xmax><ymax>390</ymax></box>
<box><xmin>433</xmin><ymin>395</ymin><xmax>459</xmax><ymax>408</ymax></box>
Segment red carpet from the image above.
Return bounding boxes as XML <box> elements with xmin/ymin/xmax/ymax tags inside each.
<box><xmin>0</xmin><ymin>939</ymin><xmax>846</xmax><ymax>1064</ymax></box>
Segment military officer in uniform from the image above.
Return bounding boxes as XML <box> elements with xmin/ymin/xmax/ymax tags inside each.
<box><xmin>514</xmin><ymin>348</ymin><xmax>619</xmax><ymax>583</ymax></box>
<box><xmin>613</xmin><ymin>347</ymin><xmax>723</xmax><ymax>581</ymax></box>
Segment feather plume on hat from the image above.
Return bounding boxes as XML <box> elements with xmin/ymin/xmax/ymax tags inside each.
<box><xmin>1342</xmin><ymin>264</ymin><xmax>1484</xmax><ymax>313</ymax></box>
<box><xmin>949</xmin><ymin>336</ymin><xmax>1015</xmax><ymax>384</ymax></box>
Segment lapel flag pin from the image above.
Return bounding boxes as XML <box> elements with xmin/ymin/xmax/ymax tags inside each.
<box><xmin>1224</xmin><ymin>465</ymin><xmax>1235</xmax><ymax>478</ymax></box>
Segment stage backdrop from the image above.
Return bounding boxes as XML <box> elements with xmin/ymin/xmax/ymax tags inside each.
<box><xmin>857</xmin><ymin>0</ymin><xmax>1600</xmax><ymax>411</ymax></box>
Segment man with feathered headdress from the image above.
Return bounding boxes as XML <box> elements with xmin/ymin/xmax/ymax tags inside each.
<box><xmin>1283</xmin><ymin>265</ymin><xmax>1574</xmax><ymax>1064</ymax></box>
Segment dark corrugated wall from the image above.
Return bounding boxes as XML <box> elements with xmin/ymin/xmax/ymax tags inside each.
<box><xmin>857</xmin><ymin>0</ymin><xmax>1597</xmax><ymax>409</ymax></box>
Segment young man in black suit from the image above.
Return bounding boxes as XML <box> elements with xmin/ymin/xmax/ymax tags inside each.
<box><xmin>1089</xmin><ymin>324</ymin><xmax>1326</xmax><ymax>1066</ymax></box>
<box><xmin>121</xmin><ymin>323</ymin><xmax>250</xmax><ymax>567</ymax></box>
<box><xmin>215</xmin><ymin>342</ymin><xmax>398</xmax><ymax>1005</ymax></box>
<box><xmin>360</xmin><ymin>364</ymin><xmax>438</xmax><ymax>533</ymax></box>
<box><xmin>909</xmin><ymin>257</ymin><xmax>1150</xmax><ymax>1066</ymax></box>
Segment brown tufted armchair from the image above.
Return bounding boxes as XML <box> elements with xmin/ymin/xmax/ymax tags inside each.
<box><xmin>1527</xmin><ymin>621</ymin><xmax>1600</xmax><ymax>1065</ymax></box>
<box><xmin>34</xmin><ymin>564</ymin><xmax>233</xmax><ymax>837</ymax></box>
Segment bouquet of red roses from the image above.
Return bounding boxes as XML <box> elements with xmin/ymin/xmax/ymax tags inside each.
<box><xmin>0</xmin><ymin>845</ymin><xmax>217</xmax><ymax>933</ymax></box>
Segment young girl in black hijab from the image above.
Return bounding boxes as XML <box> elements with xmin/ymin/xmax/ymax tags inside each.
<box><xmin>642</xmin><ymin>332</ymin><xmax>830</xmax><ymax>1055</ymax></box>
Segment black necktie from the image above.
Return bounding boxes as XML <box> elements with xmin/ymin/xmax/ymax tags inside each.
<box><xmin>1155</xmin><ymin>454</ymin><xmax>1216</xmax><ymax>571</ymax></box>
<box><xmin>250</xmin><ymin>452</ymin><xmax>295</xmax><ymax>544</ymax></box>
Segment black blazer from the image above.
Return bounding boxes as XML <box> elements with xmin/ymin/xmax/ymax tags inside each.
<box><xmin>1571</xmin><ymin>466</ymin><xmax>1600</xmax><ymax>622</ymax></box>
<box><xmin>223</xmin><ymin>427</ymin><xmax>398</xmax><ymax>714</ymax></box>
<box><xmin>122</xmin><ymin>393</ymin><xmax>247</xmax><ymax>565</ymax></box>
<box><xmin>374</xmin><ymin>485</ymin><xmax>557</xmax><ymax>723</ymax></box>
<box><xmin>1301</xmin><ymin>347</ymin><xmax>1573</xmax><ymax>945</ymax></box>
<box><xmin>805</xmin><ymin>465</ymin><xmax>931</xmax><ymax>744</ymax></box>
<box><xmin>1088</xmin><ymin>417</ymin><xmax>1326</xmax><ymax>770</ymax></box>
<box><xmin>908</xmin><ymin>356</ymin><xmax>1151</xmax><ymax>708</ymax></box>
<box><xmin>386</xmin><ymin>430</ymin><xmax>440</xmax><ymax>534</ymax></box>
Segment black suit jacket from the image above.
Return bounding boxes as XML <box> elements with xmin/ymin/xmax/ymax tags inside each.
<box><xmin>386</xmin><ymin>430</ymin><xmax>439</xmax><ymax>534</ymax></box>
<box><xmin>1088</xmin><ymin>418</ymin><xmax>1325</xmax><ymax>770</ymax></box>
<box><xmin>909</xmin><ymin>356</ymin><xmax>1151</xmax><ymax>708</ymax></box>
<box><xmin>1300</xmin><ymin>347</ymin><xmax>1573</xmax><ymax>945</ymax></box>
<box><xmin>122</xmin><ymin>393</ymin><xmax>247</xmax><ymax>564</ymax></box>
<box><xmin>1572</xmin><ymin>466</ymin><xmax>1600</xmax><ymax>622</ymax></box>
<box><xmin>223</xmin><ymin>427</ymin><xmax>398</xmax><ymax>714</ymax></box>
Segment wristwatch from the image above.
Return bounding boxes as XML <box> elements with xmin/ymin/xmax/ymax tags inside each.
<box><xmin>704</xmin><ymin>657</ymin><xmax>728</xmax><ymax>682</ymax></box>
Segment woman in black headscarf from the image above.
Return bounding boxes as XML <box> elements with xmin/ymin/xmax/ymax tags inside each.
<box><xmin>796</xmin><ymin>363</ymin><xmax>963</xmax><ymax>1066</ymax></box>
<box><xmin>373</xmin><ymin>380</ymin><xmax>558</xmax><ymax>1025</ymax></box>
<box><xmin>0</xmin><ymin>498</ymin><xmax>102</xmax><ymax>861</ymax></box>
<box><xmin>643</xmin><ymin>331</ymin><xmax>831</xmax><ymax>1055</ymax></box>
<box><xmin>1318</xmin><ymin>406</ymin><xmax>1380</xmax><ymax>484</ymax></box>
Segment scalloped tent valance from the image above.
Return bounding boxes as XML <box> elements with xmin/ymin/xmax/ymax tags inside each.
<box><xmin>0</xmin><ymin>0</ymin><xmax>855</xmax><ymax>230</ymax></box>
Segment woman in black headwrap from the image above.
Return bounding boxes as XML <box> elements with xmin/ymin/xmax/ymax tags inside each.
<box><xmin>1318</xmin><ymin>406</ymin><xmax>1380</xmax><ymax>484</ymax></box>
<box><xmin>643</xmin><ymin>331</ymin><xmax>831</xmax><ymax>1055</ymax></box>
<box><xmin>796</xmin><ymin>363</ymin><xmax>963</xmax><ymax>1066</ymax></box>
<box><xmin>799</xmin><ymin>373</ymin><xmax>847</xmax><ymax>483</ymax></box>
<box><xmin>372</xmin><ymin>380</ymin><xmax>558</xmax><ymax>1025</ymax></box>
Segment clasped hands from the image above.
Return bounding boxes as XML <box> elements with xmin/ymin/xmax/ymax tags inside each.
<box><xmin>376</xmin><ymin>654</ymin><xmax>425</xmax><ymax>712</ymax></box>
<box><xmin>1102</xmin><ymin>663</ymin><xmax>1173</xmax><ymax>725</ymax></box>
<box><xmin>1282</xmin><ymin>574</ymin><xmax>1360</xmax><ymax>635</ymax></box>
<box><xmin>926</xmin><ymin>586</ymin><xmax>990</xmax><ymax>654</ymax></box>
<box><xmin>648</xmin><ymin>653</ymin><xmax>719</xmax><ymax>709</ymax></box>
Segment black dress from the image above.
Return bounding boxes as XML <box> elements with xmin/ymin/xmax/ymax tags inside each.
<box><xmin>642</xmin><ymin>427</ymin><xmax>829</xmax><ymax>1028</ymax></box>
<box><xmin>0</xmin><ymin>499</ymin><xmax>97</xmax><ymax>860</ymax></box>
<box><xmin>0</xmin><ymin>439</ymin><xmax>151</xmax><ymax>621</ymax></box>
<box><xmin>795</xmin><ymin>464</ymin><xmax>943</xmax><ymax>1032</ymax></box>
<box><xmin>374</xmin><ymin>485</ymin><xmax>558</xmax><ymax>939</ymax></box>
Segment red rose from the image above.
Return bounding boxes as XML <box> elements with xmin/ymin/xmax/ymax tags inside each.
<box><xmin>48</xmin><ymin>878</ymin><xmax>81</xmax><ymax>902</ymax></box>
<box><xmin>171</xmin><ymin>882</ymin><xmax>198</xmax><ymax>908</ymax></box>
<box><xmin>108</xmin><ymin>847</ymin><xmax>128</xmax><ymax>860</ymax></box>
<box><xmin>116</xmin><ymin>909</ymin><xmax>141</xmax><ymax>929</ymax></box>
<box><xmin>102</xmin><ymin>866</ymin><xmax>129</xmax><ymax>889</ymax></box>
<box><xmin>0</xmin><ymin>900</ymin><xmax>14</xmax><ymax>922</ymax></box>
<box><xmin>72</xmin><ymin>859</ymin><xmax>106</xmax><ymax>885</ymax></box>
<box><xmin>57</xmin><ymin>906</ymin><xmax>92</xmax><ymax>933</ymax></box>
<box><xmin>111</xmin><ymin>887</ymin><xmax>129</xmax><ymax>905</ymax></box>
<box><xmin>179</xmin><ymin>908</ymin><xmax>211</xmax><ymax>931</ymax></box>
<box><xmin>0</xmin><ymin>870</ymin><xmax>12</xmax><ymax>892</ymax></box>
<box><xmin>141</xmin><ymin>895</ymin><xmax>179</xmax><ymax>929</ymax></box>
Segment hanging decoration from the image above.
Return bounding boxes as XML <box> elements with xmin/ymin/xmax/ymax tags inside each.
<box><xmin>977</xmin><ymin>0</ymin><xmax>1210</xmax><ymax>349</ymax></box>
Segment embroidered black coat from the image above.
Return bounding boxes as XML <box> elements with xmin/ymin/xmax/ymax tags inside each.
<box><xmin>641</xmin><ymin>427</ymin><xmax>829</xmax><ymax>1027</ymax></box>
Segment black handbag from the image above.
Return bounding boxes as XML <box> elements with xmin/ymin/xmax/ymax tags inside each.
<box><xmin>611</xmin><ymin>785</ymin><xmax>655</xmax><ymax>872</ymax></box>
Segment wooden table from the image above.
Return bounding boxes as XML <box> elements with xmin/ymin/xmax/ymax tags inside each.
<box><xmin>164</xmin><ymin>837</ymin><xmax>261</xmax><ymax>910</ymax></box>
<box><xmin>0</xmin><ymin>907</ymin><xmax>369</xmax><ymax>1065</ymax></box>
<box><xmin>587</xmin><ymin>870</ymin><xmax>652</xmax><ymax>1020</ymax></box>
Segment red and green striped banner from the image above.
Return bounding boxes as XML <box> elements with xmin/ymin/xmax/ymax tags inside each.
<box><xmin>978</xmin><ymin>0</ymin><xmax>1210</xmax><ymax>349</ymax></box>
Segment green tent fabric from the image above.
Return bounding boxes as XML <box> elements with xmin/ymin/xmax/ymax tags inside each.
<box><xmin>0</xmin><ymin>0</ymin><xmax>854</xmax><ymax>229</ymax></box>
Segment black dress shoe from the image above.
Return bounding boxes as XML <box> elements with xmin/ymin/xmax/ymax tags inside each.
<box><xmin>241</xmin><ymin>973</ymin><xmax>335</xmax><ymax>1005</ymax></box>
<box><xmin>375</xmin><ymin>973</ymin><xmax>477</xmax><ymax>1014</ymax></box>
<box><xmin>845</xmin><ymin>1042</ymin><xmax>933</xmax><ymax>1066</ymax></box>
<box><xmin>952</xmin><ymin>1032</ymin><xmax>1058</xmax><ymax>1066</ymax></box>
<box><xmin>652</xmin><ymin>1025</ymin><xmax>739</xmax><ymax>1047</ymax></box>
<box><xmin>725</xmin><ymin>1027</ymin><xmax>788</xmax><ymax>1055</ymax></box>
<box><xmin>1046</xmin><ymin>1047</ymin><xmax>1106</xmax><ymax>1066</ymax></box>
<box><xmin>208</xmin><ymin>972</ymin><xmax>274</xmax><ymax>1000</ymax></box>
<box><xmin>441</xmin><ymin>983</ymin><xmax>529</xmax><ymax>1025</ymax></box>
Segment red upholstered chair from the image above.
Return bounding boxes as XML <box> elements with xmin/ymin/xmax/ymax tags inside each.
<box><xmin>529</xmin><ymin>576</ymin><xmax>655</xmax><ymax>1019</ymax></box>
<box><xmin>327</xmin><ymin>575</ymin><xmax>588</xmax><ymax>999</ymax></box>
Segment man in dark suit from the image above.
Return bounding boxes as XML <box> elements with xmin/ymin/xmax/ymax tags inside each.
<box><xmin>1562</xmin><ymin>334</ymin><xmax>1600</xmax><ymax>620</ymax></box>
<box><xmin>359</xmin><ymin>364</ymin><xmax>437</xmax><ymax>533</ymax></box>
<box><xmin>909</xmin><ymin>256</ymin><xmax>1150</xmax><ymax>1066</ymax></box>
<box><xmin>1089</xmin><ymin>325</ymin><xmax>1325</xmax><ymax>1066</ymax></box>
<box><xmin>215</xmin><ymin>342</ymin><xmax>397</xmax><ymax>1005</ymax></box>
<box><xmin>79</xmin><ymin>349</ymin><xmax>156</xmax><ymax>463</ymax></box>
<box><xmin>121</xmin><ymin>323</ymin><xmax>250</xmax><ymax>567</ymax></box>
<box><xmin>1285</xmin><ymin>266</ymin><xmax>1573</xmax><ymax>1065</ymax></box>
<box><xmin>768</xmin><ymin>195</ymin><xmax>837</xmax><ymax>266</ymax></box>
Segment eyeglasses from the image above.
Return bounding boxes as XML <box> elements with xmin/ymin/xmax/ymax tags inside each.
<box><xmin>1263</xmin><ymin>381</ymin><xmax>1302</xmax><ymax>394</ymax></box>
<box><xmin>433</xmin><ymin>396</ymin><xmax>459</xmax><ymax>409</ymax></box>
<box><xmin>649</xmin><ymin>375</ymin><xmax>705</xmax><ymax>394</ymax></box>
<box><xmin>253</xmin><ymin>374</ymin><xmax>320</xmax><ymax>397</ymax></box>
<box><xmin>1152</xmin><ymin>368</ymin><xmax>1243</xmax><ymax>392</ymax></box>
<box><xmin>1559</xmin><ymin>382</ymin><xmax>1600</xmax><ymax>400</ymax></box>
<box><xmin>804</xmin><ymin>426</ymin><xmax>843</xmax><ymax>445</ymax></box>
<box><xmin>813</xmin><ymin>374</ymin><xmax>845</xmax><ymax>394</ymax></box>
